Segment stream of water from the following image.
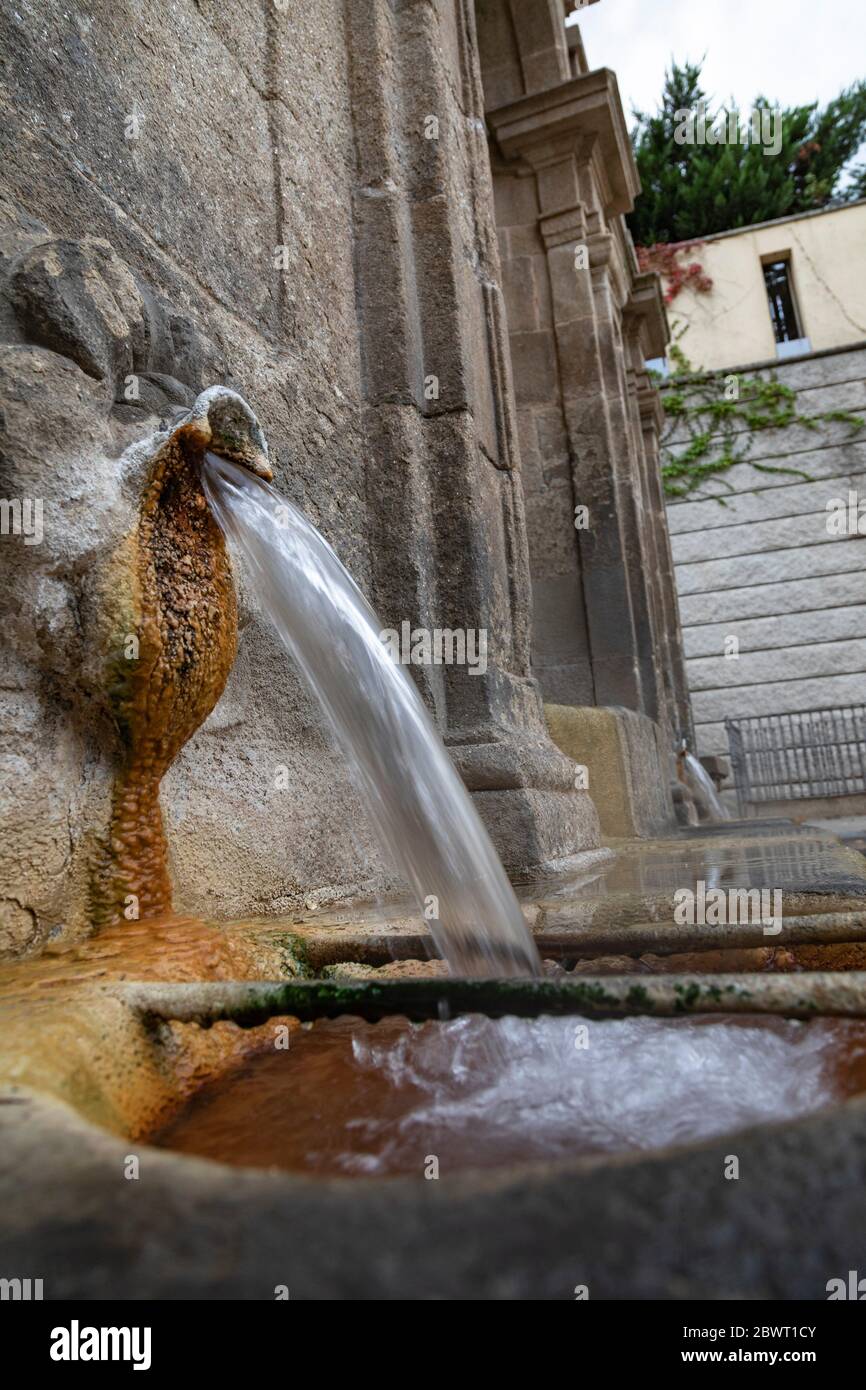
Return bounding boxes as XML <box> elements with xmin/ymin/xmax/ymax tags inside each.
<box><xmin>682</xmin><ymin>750</ymin><xmax>731</xmax><ymax>821</ymax></box>
<box><xmin>202</xmin><ymin>453</ymin><xmax>540</xmax><ymax>979</ymax></box>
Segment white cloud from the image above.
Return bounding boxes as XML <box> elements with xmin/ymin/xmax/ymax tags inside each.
<box><xmin>571</xmin><ymin>0</ymin><xmax>866</xmax><ymax>121</ymax></box>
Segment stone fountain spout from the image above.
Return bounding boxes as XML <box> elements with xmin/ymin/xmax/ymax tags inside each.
<box><xmin>92</xmin><ymin>388</ymin><xmax>272</xmax><ymax>927</ymax></box>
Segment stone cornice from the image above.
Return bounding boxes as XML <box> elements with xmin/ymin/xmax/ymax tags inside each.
<box><xmin>487</xmin><ymin>69</ymin><xmax>640</xmax><ymax>216</ymax></box>
<box><xmin>635</xmin><ymin>378</ymin><xmax>666</xmax><ymax>432</ymax></box>
<box><xmin>624</xmin><ymin>271</ymin><xmax>669</xmax><ymax>360</ymax></box>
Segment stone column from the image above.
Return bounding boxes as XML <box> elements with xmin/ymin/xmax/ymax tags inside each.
<box><xmin>477</xmin><ymin>2</ymin><xmax>690</xmax><ymax>835</ymax></box>
<box><xmin>488</xmin><ymin>69</ymin><xmax>650</xmax><ymax>711</ymax></box>
<box><xmin>622</xmin><ymin>270</ymin><xmax>674</xmax><ymax>731</ymax></box>
<box><xmin>624</xmin><ymin>275</ymin><xmax>695</xmax><ymax>745</ymax></box>
<box><xmin>344</xmin><ymin>0</ymin><xmax>601</xmax><ymax>871</ymax></box>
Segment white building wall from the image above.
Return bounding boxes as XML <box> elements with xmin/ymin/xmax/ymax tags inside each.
<box><xmin>668</xmin><ymin>201</ymin><xmax>866</xmax><ymax>373</ymax></box>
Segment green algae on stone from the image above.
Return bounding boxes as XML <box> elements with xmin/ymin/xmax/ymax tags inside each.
<box><xmin>121</xmin><ymin>970</ymin><xmax>866</xmax><ymax>1029</ymax></box>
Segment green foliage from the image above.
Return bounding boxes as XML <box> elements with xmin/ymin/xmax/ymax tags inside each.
<box><xmin>629</xmin><ymin>61</ymin><xmax>866</xmax><ymax>246</ymax></box>
<box><xmin>659</xmin><ymin>355</ymin><xmax>865</xmax><ymax>501</ymax></box>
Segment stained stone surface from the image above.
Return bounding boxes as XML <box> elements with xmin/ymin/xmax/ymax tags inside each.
<box><xmin>1</xmin><ymin>817</ymin><xmax>865</xmax><ymax>1298</ymax></box>
<box><xmin>0</xmin><ymin>0</ymin><xmax>858</xmax><ymax>1305</ymax></box>
<box><xmin>546</xmin><ymin>703</ymin><xmax>676</xmax><ymax>837</ymax></box>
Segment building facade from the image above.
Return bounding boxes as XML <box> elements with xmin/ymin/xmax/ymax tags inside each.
<box><xmin>0</xmin><ymin>0</ymin><xmax>688</xmax><ymax>954</ymax></box>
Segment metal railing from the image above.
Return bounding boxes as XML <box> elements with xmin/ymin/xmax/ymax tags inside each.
<box><xmin>725</xmin><ymin>706</ymin><xmax>866</xmax><ymax>816</ymax></box>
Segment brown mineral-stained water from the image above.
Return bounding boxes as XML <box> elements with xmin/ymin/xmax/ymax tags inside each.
<box><xmin>153</xmin><ymin>1013</ymin><xmax>866</xmax><ymax>1178</ymax></box>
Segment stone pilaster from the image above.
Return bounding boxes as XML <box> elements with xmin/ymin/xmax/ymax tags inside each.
<box><xmin>344</xmin><ymin>0</ymin><xmax>601</xmax><ymax>871</ymax></box>
<box><xmin>624</xmin><ymin>273</ymin><xmax>694</xmax><ymax>745</ymax></box>
<box><xmin>488</xmin><ymin>68</ymin><xmax>651</xmax><ymax>710</ymax></box>
<box><xmin>478</xmin><ymin>2</ymin><xmax>693</xmax><ymax>825</ymax></box>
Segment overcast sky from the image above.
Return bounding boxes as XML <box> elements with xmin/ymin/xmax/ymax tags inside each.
<box><xmin>569</xmin><ymin>0</ymin><xmax>866</xmax><ymax>121</ymax></box>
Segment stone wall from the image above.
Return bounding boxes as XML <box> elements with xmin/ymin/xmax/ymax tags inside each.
<box><xmin>478</xmin><ymin>3</ymin><xmax>689</xmax><ymax>736</ymax></box>
<box><xmin>0</xmin><ymin>0</ymin><xmax>610</xmax><ymax>955</ymax></box>
<box><xmin>477</xmin><ymin>0</ymin><xmax>689</xmax><ymax>830</ymax></box>
<box><xmin>667</xmin><ymin>343</ymin><xmax>866</xmax><ymax>814</ymax></box>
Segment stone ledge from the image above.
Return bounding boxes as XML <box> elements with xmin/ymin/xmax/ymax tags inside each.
<box><xmin>625</xmin><ymin>270</ymin><xmax>670</xmax><ymax>361</ymax></box>
<box><xmin>545</xmin><ymin>703</ymin><xmax>676</xmax><ymax>837</ymax></box>
<box><xmin>488</xmin><ymin>69</ymin><xmax>640</xmax><ymax>215</ymax></box>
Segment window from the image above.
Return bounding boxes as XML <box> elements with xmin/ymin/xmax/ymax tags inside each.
<box><xmin>762</xmin><ymin>258</ymin><xmax>804</xmax><ymax>344</ymax></box>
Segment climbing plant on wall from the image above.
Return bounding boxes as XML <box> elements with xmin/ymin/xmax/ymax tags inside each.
<box><xmin>636</xmin><ymin>241</ymin><xmax>713</xmax><ymax>305</ymax></box>
<box><xmin>656</xmin><ymin>349</ymin><xmax>866</xmax><ymax>501</ymax></box>
<box><xmin>637</xmin><ymin>243</ymin><xmax>865</xmax><ymax>501</ymax></box>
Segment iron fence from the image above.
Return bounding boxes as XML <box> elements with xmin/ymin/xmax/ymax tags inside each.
<box><xmin>725</xmin><ymin>705</ymin><xmax>866</xmax><ymax>816</ymax></box>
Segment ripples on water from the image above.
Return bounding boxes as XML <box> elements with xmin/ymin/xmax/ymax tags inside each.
<box><xmin>156</xmin><ymin>1013</ymin><xmax>866</xmax><ymax>1177</ymax></box>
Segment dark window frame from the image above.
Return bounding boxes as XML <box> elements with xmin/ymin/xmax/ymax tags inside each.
<box><xmin>762</xmin><ymin>256</ymin><xmax>804</xmax><ymax>344</ymax></box>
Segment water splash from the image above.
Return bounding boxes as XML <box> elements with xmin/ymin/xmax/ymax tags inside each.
<box><xmin>343</xmin><ymin>1013</ymin><xmax>859</xmax><ymax>1168</ymax></box>
<box><xmin>682</xmin><ymin>750</ymin><xmax>731</xmax><ymax>821</ymax></box>
<box><xmin>156</xmin><ymin>1012</ymin><xmax>866</xmax><ymax>1177</ymax></box>
<box><xmin>202</xmin><ymin>453</ymin><xmax>540</xmax><ymax>978</ymax></box>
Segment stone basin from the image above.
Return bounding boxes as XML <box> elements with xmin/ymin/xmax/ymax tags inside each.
<box><xmin>3</xmin><ymin>822</ymin><xmax>866</xmax><ymax>1300</ymax></box>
